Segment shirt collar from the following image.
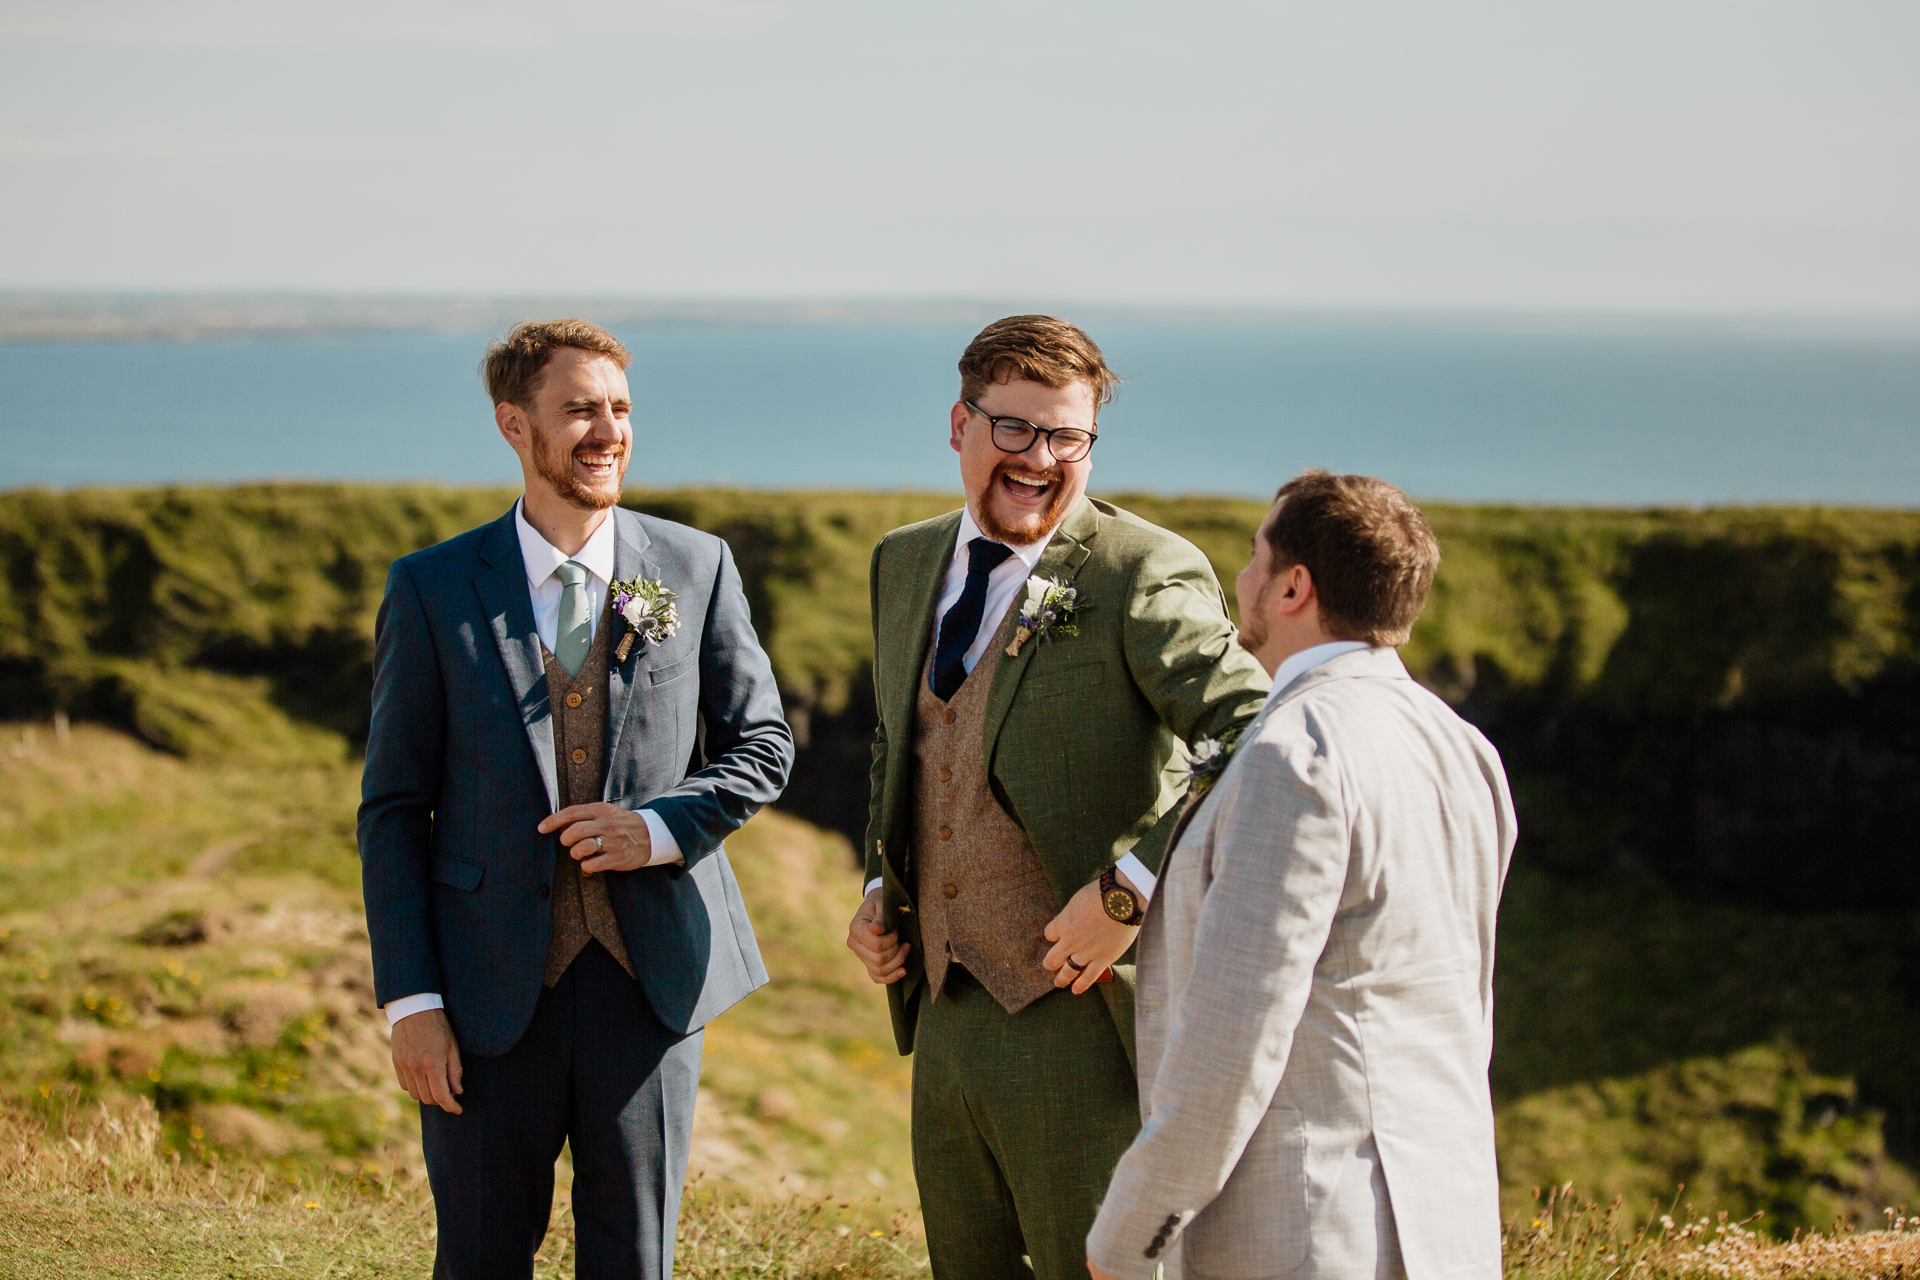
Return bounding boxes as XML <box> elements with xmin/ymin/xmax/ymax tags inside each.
<box><xmin>1264</xmin><ymin>640</ymin><xmax>1373</xmax><ymax>710</ymax></box>
<box><xmin>955</xmin><ymin>504</ymin><xmax>1056</xmax><ymax>573</ymax></box>
<box><xmin>515</xmin><ymin>497</ymin><xmax>618</xmax><ymax>589</ymax></box>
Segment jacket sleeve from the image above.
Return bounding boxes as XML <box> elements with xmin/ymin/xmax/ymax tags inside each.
<box><xmin>1121</xmin><ymin>536</ymin><xmax>1271</xmax><ymax>875</ymax></box>
<box><xmin>356</xmin><ymin>560</ymin><xmax>447</xmax><ymax>1008</ymax></box>
<box><xmin>864</xmin><ymin>537</ymin><xmax>888</xmax><ymax>890</ymax></box>
<box><xmin>643</xmin><ymin>541</ymin><xmax>796</xmax><ymax>870</ymax></box>
<box><xmin>1085</xmin><ymin>725</ymin><xmax>1348</xmax><ymax>1280</ymax></box>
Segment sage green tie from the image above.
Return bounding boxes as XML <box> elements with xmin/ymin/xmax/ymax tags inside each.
<box><xmin>553</xmin><ymin>560</ymin><xmax>594</xmax><ymax>677</ymax></box>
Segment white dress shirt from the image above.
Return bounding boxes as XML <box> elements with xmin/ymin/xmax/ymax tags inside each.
<box><xmin>862</xmin><ymin>504</ymin><xmax>1162</xmax><ymax>903</ymax></box>
<box><xmin>1264</xmin><ymin>640</ymin><xmax>1372</xmax><ymax>711</ymax></box>
<box><xmin>384</xmin><ymin>499</ymin><xmax>683</xmax><ymax>1027</ymax></box>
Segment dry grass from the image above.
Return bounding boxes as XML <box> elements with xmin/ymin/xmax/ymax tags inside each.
<box><xmin>1505</xmin><ymin>1185</ymin><xmax>1920</xmax><ymax>1279</ymax></box>
<box><xmin>0</xmin><ymin>1097</ymin><xmax>927</xmax><ymax>1279</ymax></box>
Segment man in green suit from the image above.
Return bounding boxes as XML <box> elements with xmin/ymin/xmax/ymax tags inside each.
<box><xmin>845</xmin><ymin>316</ymin><xmax>1270</xmax><ymax>1280</ymax></box>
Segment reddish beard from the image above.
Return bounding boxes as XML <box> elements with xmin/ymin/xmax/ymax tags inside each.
<box><xmin>975</xmin><ymin>458</ymin><xmax>1069</xmax><ymax>546</ymax></box>
<box><xmin>531</xmin><ymin>421</ymin><xmax>627</xmax><ymax>511</ymax></box>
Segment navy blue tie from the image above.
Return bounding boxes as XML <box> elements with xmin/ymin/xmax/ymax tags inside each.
<box><xmin>931</xmin><ymin>538</ymin><xmax>1015</xmax><ymax>701</ymax></box>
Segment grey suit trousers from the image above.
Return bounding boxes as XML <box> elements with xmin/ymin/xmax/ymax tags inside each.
<box><xmin>420</xmin><ymin>942</ymin><xmax>703</xmax><ymax>1280</ymax></box>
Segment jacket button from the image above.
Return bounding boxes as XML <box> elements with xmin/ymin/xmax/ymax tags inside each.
<box><xmin>942</xmin><ymin>884</ymin><xmax>958</xmax><ymax>899</ymax></box>
<box><xmin>938</xmin><ymin>826</ymin><xmax>952</xmax><ymax>841</ymax></box>
<box><xmin>942</xmin><ymin>708</ymin><xmax>956</xmax><ymax>724</ymax></box>
<box><xmin>939</xmin><ymin>768</ymin><xmax>952</xmax><ymax>782</ymax></box>
<box><xmin>572</xmin><ymin>748</ymin><xmax>587</xmax><ymax>765</ymax></box>
<box><xmin>565</xmin><ymin>692</ymin><xmax>582</xmax><ymax>709</ymax></box>
<box><xmin>536</xmin><ymin>884</ymin><xmax>550</xmax><ymax>899</ymax></box>
<box><xmin>1145</xmin><ymin>1244</ymin><xmax>1162</xmax><ymax>1260</ymax></box>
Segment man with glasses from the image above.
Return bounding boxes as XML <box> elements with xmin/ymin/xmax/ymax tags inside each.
<box><xmin>845</xmin><ymin>315</ymin><xmax>1270</xmax><ymax>1280</ymax></box>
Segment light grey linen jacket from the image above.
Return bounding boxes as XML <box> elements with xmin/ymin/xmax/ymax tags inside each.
<box><xmin>1086</xmin><ymin>647</ymin><xmax>1516</xmax><ymax>1280</ymax></box>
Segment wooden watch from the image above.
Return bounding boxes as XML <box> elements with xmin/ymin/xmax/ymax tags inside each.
<box><xmin>1099</xmin><ymin>865</ymin><xmax>1145</xmax><ymax>926</ymax></box>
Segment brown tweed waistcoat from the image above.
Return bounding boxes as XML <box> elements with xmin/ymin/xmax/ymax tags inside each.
<box><xmin>913</xmin><ymin>603</ymin><xmax>1060</xmax><ymax>1014</ymax></box>
<box><xmin>540</xmin><ymin>607</ymin><xmax>638</xmax><ymax>987</ymax></box>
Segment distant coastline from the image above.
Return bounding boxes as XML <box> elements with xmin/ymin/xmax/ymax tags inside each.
<box><xmin>3</xmin><ymin>291</ymin><xmax>1917</xmax><ymax>344</ymax></box>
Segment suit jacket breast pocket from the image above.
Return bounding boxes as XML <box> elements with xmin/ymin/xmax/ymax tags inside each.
<box><xmin>1029</xmin><ymin>659</ymin><xmax>1108</xmax><ymax>701</ymax></box>
<box><xmin>1182</xmin><ymin>1106</ymin><xmax>1309</xmax><ymax>1280</ymax></box>
<box><xmin>649</xmin><ymin>653</ymin><xmax>696</xmax><ymax>688</ymax></box>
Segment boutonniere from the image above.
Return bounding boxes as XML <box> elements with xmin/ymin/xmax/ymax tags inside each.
<box><xmin>1005</xmin><ymin>575</ymin><xmax>1083</xmax><ymax>658</ymax></box>
<box><xmin>1183</xmin><ymin>727</ymin><xmax>1244</xmax><ymax>802</ymax></box>
<box><xmin>609</xmin><ymin>577</ymin><xmax>679</xmax><ymax>662</ymax></box>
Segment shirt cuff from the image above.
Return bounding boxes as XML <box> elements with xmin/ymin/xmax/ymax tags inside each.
<box><xmin>384</xmin><ymin>992</ymin><xmax>444</xmax><ymax>1026</ymax></box>
<box><xmin>863</xmin><ymin>877</ymin><xmax>883</xmax><ymax>898</ymax></box>
<box><xmin>1115</xmin><ymin>852</ymin><xmax>1157</xmax><ymax>903</ymax></box>
<box><xmin>640</xmin><ymin>809</ymin><xmax>686</xmax><ymax>867</ymax></box>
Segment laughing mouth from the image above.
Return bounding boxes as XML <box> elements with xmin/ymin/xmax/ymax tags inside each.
<box><xmin>575</xmin><ymin>450</ymin><xmax>622</xmax><ymax>477</ymax></box>
<box><xmin>999</xmin><ymin>470</ymin><xmax>1058</xmax><ymax>500</ymax></box>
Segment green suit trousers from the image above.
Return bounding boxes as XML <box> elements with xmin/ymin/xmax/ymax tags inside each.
<box><xmin>912</xmin><ymin>969</ymin><xmax>1140</xmax><ymax>1280</ymax></box>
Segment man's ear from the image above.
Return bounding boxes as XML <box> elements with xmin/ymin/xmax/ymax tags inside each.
<box><xmin>949</xmin><ymin>401</ymin><xmax>970</xmax><ymax>454</ymax></box>
<box><xmin>1274</xmin><ymin>563</ymin><xmax>1316</xmax><ymax>615</ymax></box>
<box><xmin>496</xmin><ymin>400</ymin><xmax>529</xmax><ymax>452</ymax></box>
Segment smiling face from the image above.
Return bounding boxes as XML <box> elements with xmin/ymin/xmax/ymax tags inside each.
<box><xmin>949</xmin><ymin>377</ymin><xmax>1097</xmax><ymax>546</ymax></box>
<box><xmin>497</xmin><ymin>347</ymin><xmax>632</xmax><ymax>512</ymax></box>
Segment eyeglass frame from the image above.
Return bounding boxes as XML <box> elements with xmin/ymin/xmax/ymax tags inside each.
<box><xmin>963</xmin><ymin>400</ymin><xmax>1100</xmax><ymax>464</ymax></box>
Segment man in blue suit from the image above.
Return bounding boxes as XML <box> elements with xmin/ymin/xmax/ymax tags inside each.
<box><xmin>358</xmin><ymin>319</ymin><xmax>794</xmax><ymax>1280</ymax></box>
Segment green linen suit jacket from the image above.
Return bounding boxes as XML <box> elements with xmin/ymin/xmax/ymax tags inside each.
<box><xmin>865</xmin><ymin>497</ymin><xmax>1271</xmax><ymax>1057</ymax></box>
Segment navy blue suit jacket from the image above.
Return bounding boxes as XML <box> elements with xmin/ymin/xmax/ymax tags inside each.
<box><xmin>357</xmin><ymin>506</ymin><xmax>794</xmax><ymax>1057</ymax></box>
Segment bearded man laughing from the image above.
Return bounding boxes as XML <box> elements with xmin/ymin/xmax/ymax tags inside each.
<box><xmin>846</xmin><ymin>315</ymin><xmax>1271</xmax><ymax>1280</ymax></box>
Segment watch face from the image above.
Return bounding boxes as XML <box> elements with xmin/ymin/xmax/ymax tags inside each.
<box><xmin>1103</xmin><ymin>887</ymin><xmax>1136</xmax><ymax>922</ymax></box>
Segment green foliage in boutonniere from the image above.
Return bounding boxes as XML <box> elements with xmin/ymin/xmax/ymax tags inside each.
<box><xmin>1183</xmin><ymin>726</ymin><xmax>1244</xmax><ymax>802</ymax></box>
<box><xmin>610</xmin><ymin>577</ymin><xmax>679</xmax><ymax>662</ymax></box>
<box><xmin>1005</xmin><ymin>575</ymin><xmax>1083</xmax><ymax>658</ymax></box>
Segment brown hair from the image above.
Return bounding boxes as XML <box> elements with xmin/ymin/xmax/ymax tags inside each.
<box><xmin>1261</xmin><ymin>469</ymin><xmax>1440</xmax><ymax>647</ymax></box>
<box><xmin>957</xmin><ymin>315</ymin><xmax>1119</xmax><ymax>411</ymax></box>
<box><xmin>481</xmin><ymin>319</ymin><xmax>632</xmax><ymax>410</ymax></box>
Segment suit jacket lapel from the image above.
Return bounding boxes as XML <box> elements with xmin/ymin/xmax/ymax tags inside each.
<box><xmin>474</xmin><ymin>510</ymin><xmax>560</xmax><ymax>812</ymax></box>
<box><xmin>605</xmin><ymin>508</ymin><xmax>659</xmax><ymax>787</ymax></box>
<box><xmin>982</xmin><ymin>499</ymin><xmax>1099</xmax><ymax>776</ymax></box>
<box><xmin>879</xmin><ymin>512</ymin><xmax>961</xmax><ymax>882</ymax></box>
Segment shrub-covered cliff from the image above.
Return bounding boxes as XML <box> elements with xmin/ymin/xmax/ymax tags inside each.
<box><xmin>3</xmin><ymin>484</ymin><xmax>1918</xmax><ymax>1228</ymax></box>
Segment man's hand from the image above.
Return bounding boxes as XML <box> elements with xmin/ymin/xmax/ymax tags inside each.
<box><xmin>538</xmin><ymin>802</ymin><xmax>654</xmax><ymax>874</ymax></box>
<box><xmin>1088</xmin><ymin>1258</ymin><xmax>1119</xmax><ymax>1280</ymax></box>
<box><xmin>846</xmin><ymin>887</ymin><xmax>911</xmax><ymax>985</ymax></box>
<box><xmin>390</xmin><ymin>1008</ymin><xmax>464</xmax><ymax>1115</ymax></box>
<box><xmin>1043</xmin><ymin>870</ymin><xmax>1142</xmax><ymax>995</ymax></box>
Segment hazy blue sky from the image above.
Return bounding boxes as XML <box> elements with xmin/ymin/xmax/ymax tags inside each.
<box><xmin>1</xmin><ymin>1</ymin><xmax>1914</xmax><ymax>313</ymax></box>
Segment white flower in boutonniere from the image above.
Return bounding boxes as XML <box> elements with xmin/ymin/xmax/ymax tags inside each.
<box><xmin>609</xmin><ymin>577</ymin><xmax>679</xmax><ymax>662</ymax></box>
<box><xmin>1182</xmin><ymin>726</ymin><xmax>1243</xmax><ymax>802</ymax></box>
<box><xmin>1005</xmin><ymin>575</ymin><xmax>1083</xmax><ymax>658</ymax></box>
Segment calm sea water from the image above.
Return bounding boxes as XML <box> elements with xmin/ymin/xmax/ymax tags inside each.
<box><xmin>2</xmin><ymin>321</ymin><xmax>1916</xmax><ymax>504</ymax></box>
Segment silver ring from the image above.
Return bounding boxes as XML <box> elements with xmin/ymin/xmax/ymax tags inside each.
<box><xmin>592</xmin><ymin>836</ymin><xmax>604</xmax><ymax>853</ymax></box>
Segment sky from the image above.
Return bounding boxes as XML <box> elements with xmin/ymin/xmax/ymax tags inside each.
<box><xmin>0</xmin><ymin>1</ymin><xmax>1915</xmax><ymax>315</ymax></box>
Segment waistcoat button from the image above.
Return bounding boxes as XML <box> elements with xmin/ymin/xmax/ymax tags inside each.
<box><xmin>938</xmin><ymin>826</ymin><xmax>952</xmax><ymax>840</ymax></box>
<box><xmin>939</xmin><ymin>768</ymin><xmax>952</xmax><ymax>782</ymax></box>
<box><xmin>942</xmin><ymin>708</ymin><xmax>956</xmax><ymax>724</ymax></box>
<box><xmin>942</xmin><ymin>884</ymin><xmax>958</xmax><ymax>899</ymax></box>
<box><xmin>565</xmin><ymin>692</ymin><xmax>582</xmax><ymax>708</ymax></box>
<box><xmin>536</xmin><ymin>884</ymin><xmax>550</xmax><ymax>899</ymax></box>
<box><xmin>571</xmin><ymin>748</ymin><xmax>587</xmax><ymax>765</ymax></box>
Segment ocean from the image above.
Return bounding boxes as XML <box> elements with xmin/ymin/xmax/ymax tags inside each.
<box><xmin>3</xmin><ymin>319</ymin><xmax>1916</xmax><ymax>504</ymax></box>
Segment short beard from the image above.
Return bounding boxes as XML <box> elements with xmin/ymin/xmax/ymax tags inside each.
<box><xmin>531</xmin><ymin>420</ymin><xmax>626</xmax><ymax>512</ymax></box>
<box><xmin>975</xmin><ymin>459</ymin><xmax>1070</xmax><ymax>546</ymax></box>
<box><xmin>1236</xmin><ymin>575</ymin><xmax>1274</xmax><ymax>656</ymax></box>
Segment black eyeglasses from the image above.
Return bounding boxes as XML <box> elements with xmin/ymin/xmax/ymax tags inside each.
<box><xmin>965</xmin><ymin>401</ymin><xmax>1099</xmax><ymax>464</ymax></box>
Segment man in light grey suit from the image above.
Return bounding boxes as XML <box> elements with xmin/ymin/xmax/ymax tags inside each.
<box><xmin>1087</xmin><ymin>470</ymin><xmax>1516</xmax><ymax>1280</ymax></box>
<box><xmin>359</xmin><ymin>320</ymin><xmax>793</xmax><ymax>1279</ymax></box>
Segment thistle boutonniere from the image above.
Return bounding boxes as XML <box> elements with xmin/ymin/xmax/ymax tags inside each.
<box><xmin>1183</xmin><ymin>727</ymin><xmax>1243</xmax><ymax>802</ymax></box>
<box><xmin>609</xmin><ymin>577</ymin><xmax>679</xmax><ymax>661</ymax></box>
<box><xmin>1005</xmin><ymin>575</ymin><xmax>1083</xmax><ymax>658</ymax></box>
